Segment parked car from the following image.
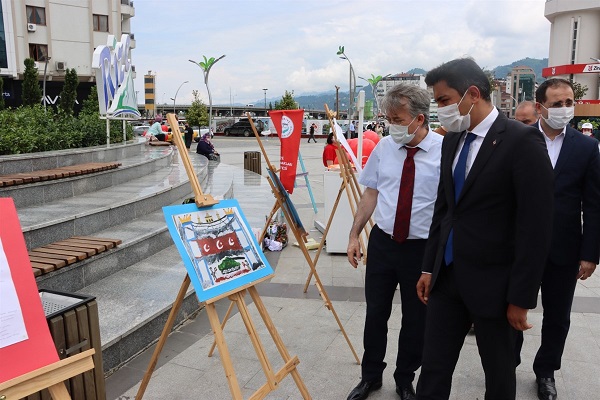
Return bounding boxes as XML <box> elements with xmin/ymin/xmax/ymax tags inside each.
<box><xmin>223</xmin><ymin>121</ymin><xmax>256</xmax><ymax>137</ymax></box>
<box><xmin>133</xmin><ymin>125</ymin><xmax>150</xmax><ymax>136</ymax></box>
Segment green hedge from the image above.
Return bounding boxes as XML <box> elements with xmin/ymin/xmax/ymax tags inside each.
<box><xmin>0</xmin><ymin>105</ymin><xmax>133</xmax><ymax>155</ymax></box>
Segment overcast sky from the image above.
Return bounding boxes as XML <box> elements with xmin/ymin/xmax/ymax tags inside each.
<box><xmin>131</xmin><ymin>0</ymin><xmax>551</xmax><ymax>107</ymax></box>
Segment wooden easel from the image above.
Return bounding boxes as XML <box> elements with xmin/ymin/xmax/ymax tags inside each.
<box><xmin>0</xmin><ymin>348</ymin><xmax>95</xmax><ymax>400</ymax></box>
<box><xmin>244</xmin><ymin>113</ymin><xmax>360</xmax><ymax>365</ymax></box>
<box><xmin>136</xmin><ymin>114</ymin><xmax>310</xmax><ymax>400</ymax></box>
<box><xmin>303</xmin><ymin>105</ymin><xmax>373</xmax><ymax>292</ymax></box>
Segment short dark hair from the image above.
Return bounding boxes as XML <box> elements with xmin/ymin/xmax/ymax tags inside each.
<box><xmin>425</xmin><ymin>58</ymin><xmax>491</xmax><ymax>101</ymax></box>
<box><xmin>327</xmin><ymin>132</ymin><xmax>334</xmax><ymax>145</ymax></box>
<box><xmin>535</xmin><ymin>78</ymin><xmax>573</xmax><ymax>104</ymax></box>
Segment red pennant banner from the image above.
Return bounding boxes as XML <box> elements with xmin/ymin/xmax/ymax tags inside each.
<box><xmin>269</xmin><ymin>109</ymin><xmax>304</xmax><ymax>194</ymax></box>
<box><xmin>196</xmin><ymin>232</ymin><xmax>243</xmax><ymax>256</ymax></box>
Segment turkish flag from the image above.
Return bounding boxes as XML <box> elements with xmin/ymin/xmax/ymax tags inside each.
<box><xmin>196</xmin><ymin>232</ymin><xmax>243</xmax><ymax>256</ymax></box>
<box><xmin>269</xmin><ymin>109</ymin><xmax>303</xmax><ymax>194</ymax></box>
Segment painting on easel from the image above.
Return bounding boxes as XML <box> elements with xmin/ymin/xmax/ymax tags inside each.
<box><xmin>163</xmin><ymin>199</ymin><xmax>273</xmax><ymax>302</ymax></box>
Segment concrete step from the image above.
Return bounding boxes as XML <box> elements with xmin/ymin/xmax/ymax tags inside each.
<box><xmin>16</xmin><ymin>148</ymin><xmax>211</xmax><ymax>250</ymax></box>
<box><xmin>1</xmin><ymin>146</ymin><xmax>174</xmax><ymax>208</ymax></box>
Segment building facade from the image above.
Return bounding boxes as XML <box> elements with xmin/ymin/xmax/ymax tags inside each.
<box><xmin>543</xmin><ymin>0</ymin><xmax>600</xmax><ymax>116</ymax></box>
<box><xmin>0</xmin><ymin>0</ymin><xmax>135</xmax><ymax>109</ymax></box>
<box><xmin>507</xmin><ymin>66</ymin><xmax>536</xmax><ymax>118</ymax></box>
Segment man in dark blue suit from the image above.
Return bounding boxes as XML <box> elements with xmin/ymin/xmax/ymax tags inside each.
<box><xmin>415</xmin><ymin>58</ymin><xmax>554</xmax><ymax>400</ymax></box>
<box><xmin>517</xmin><ymin>78</ymin><xmax>600</xmax><ymax>400</ymax></box>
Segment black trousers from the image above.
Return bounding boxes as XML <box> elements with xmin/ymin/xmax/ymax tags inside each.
<box><xmin>361</xmin><ymin>225</ymin><xmax>427</xmax><ymax>386</ymax></box>
<box><xmin>416</xmin><ymin>263</ymin><xmax>518</xmax><ymax>400</ymax></box>
<box><xmin>514</xmin><ymin>260</ymin><xmax>579</xmax><ymax>378</ymax></box>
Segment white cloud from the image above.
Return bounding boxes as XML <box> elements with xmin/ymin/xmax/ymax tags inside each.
<box><xmin>131</xmin><ymin>0</ymin><xmax>551</xmax><ymax>106</ymax></box>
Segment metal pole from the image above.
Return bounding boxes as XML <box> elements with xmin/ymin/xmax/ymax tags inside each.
<box><xmin>173</xmin><ymin>80</ymin><xmax>188</xmax><ymax>115</ymax></box>
<box><xmin>263</xmin><ymin>88</ymin><xmax>268</xmax><ymax>113</ymax></box>
<box><xmin>42</xmin><ymin>56</ymin><xmax>51</xmax><ymax>112</ymax></box>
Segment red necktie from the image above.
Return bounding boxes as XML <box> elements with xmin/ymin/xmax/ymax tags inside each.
<box><xmin>392</xmin><ymin>147</ymin><xmax>419</xmax><ymax>243</ymax></box>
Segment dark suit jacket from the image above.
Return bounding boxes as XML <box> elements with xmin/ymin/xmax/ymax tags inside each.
<box><xmin>422</xmin><ymin>111</ymin><xmax>554</xmax><ymax>318</ymax></box>
<box><xmin>548</xmin><ymin>126</ymin><xmax>600</xmax><ymax>266</ymax></box>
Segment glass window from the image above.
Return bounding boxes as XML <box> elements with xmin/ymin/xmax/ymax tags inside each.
<box><xmin>28</xmin><ymin>43</ymin><xmax>48</xmax><ymax>61</ymax></box>
<box><xmin>93</xmin><ymin>14</ymin><xmax>109</xmax><ymax>32</ymax></box>
<box><xmin>26</xmin><ymin>6</ymin><xmax>46</xmax><ymax>25</ymax></box>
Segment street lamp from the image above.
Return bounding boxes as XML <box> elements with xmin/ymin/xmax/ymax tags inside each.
<box><xmin>358</xmin><ymin>74</ymin><xmax>390</xmax><ymax>116</ymax></box>
<box><xmin>336</xmin><ymin>46</ymin><xmax>356</xmax><ymax>119</ymax></box>
<box><xmin>263</xmin><ymin>88</ymin><xmax>268</xmax><ymax>112</ymax></box>
<box><xmin>41</xmin><ymin>55</ymin><xmax>51</xmax><ymax>112</ymax></box>
<box><xmin>189</xmin><ymin>54</ymin><xmax>226</xmax><ymax>134</ymax></box>
<box><xmin>171</xmin><ymin>80</ymin><xmax>188</xmax><ymax>114</ymax></box>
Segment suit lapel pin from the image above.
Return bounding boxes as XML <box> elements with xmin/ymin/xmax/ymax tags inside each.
<box><xmin>492</xmin><ymin>140</ymin><xmax>497</xmax><ymax>146</ymax></box>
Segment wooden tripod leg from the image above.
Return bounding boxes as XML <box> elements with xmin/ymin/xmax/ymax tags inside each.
<box><xmin>303</xmin><ymin>180</ymin><xmax>346</xmax><ymax>292</ymax></box>
<box><xmin>136</xmin><ymin>275</ymin><xmax>191</xmax><ymax>400</ymax></box>
<box><xmin>47</xmin><ymin>382</ymin><xmax>71</xmax><ymax>400</ymax></box>
<box><xmin>247</xmin><ymin>286</ymin><xmax>311</xmax><ymax>399</ymax></box>
<box><xmin>208</xmin><ymin>300</ymin><xmax>235</xmax><ymax>357</ymax></box>
<box><xmin>309</xmin><ymin>265</ymin><xmax>361</xmax><ymax>365</ymax></box>
<box><xmin>230</xmin><ymin>291</ymin><xmax>277</xmax><ymax>390</ymax></box>
<box><xmin>205</xmin><ymin>301</ymin><xmax>244</xmax><ymax>400</ymax></box>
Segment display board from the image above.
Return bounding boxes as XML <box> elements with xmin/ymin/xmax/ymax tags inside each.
<box><xmin>163</xmin><ymin>199</ymin><xmax>274</xmax><ymax>303</ymax></box>
<box><xmin>0</xmin><ymin>198</ymin><xmax>60</xmax><ymax>383</ymax></box>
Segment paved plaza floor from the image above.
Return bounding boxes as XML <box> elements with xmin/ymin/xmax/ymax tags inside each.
<box><xmin>106</xmin><ymin>135</ymin><xmax>600</xmax><ymax>399</ymax></box>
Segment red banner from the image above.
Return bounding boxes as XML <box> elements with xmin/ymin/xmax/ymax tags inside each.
<box><xmin>542</xmin><ymin>63</ymin><xmax>600</xmax><ymax>77</ymax></box>
<box><xmin>269</xmin><ymin>109</ymin><xmax>303</xmax><ymax>194</ymax></box>
<box><xmin>196</xmin><ymin>232</ymin><xmax>242</xmax><ymax>256</ymax></box>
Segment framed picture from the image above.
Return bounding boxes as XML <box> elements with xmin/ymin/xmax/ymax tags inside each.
<box><xmin>163</xmin><ymin>199</ymin><xmax>273</xmax><ymax>302</ymax></box>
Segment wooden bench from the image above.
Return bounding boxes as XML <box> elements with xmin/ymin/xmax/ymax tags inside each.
<box><xmin>30</xmin><ymin>236</ymin><xmax>122</xmax><ymax>277</ymax></box>
<box><xmin>0</xmin><ymin>162</ymin><xmax>122</xmax><ymax>188</ymax></box>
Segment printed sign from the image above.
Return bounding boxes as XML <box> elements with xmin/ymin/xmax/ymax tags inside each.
<box><xmin>269</xmin><ymin>109</ymin><xmax>303</xmax><ymax>193</ymax></box>
<box><xmin>163</xmin><ymin>199</ymin><xmax>274</xmax><ymax>302</ymax></box>
<box><xmin>92</xmin><ymin>34</ymin><xmax>140</xmax><ymax>118</ymax></box>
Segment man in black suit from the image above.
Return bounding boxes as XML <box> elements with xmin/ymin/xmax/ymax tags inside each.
<box><xmin>515</xmin><ymin>78</ymin><xmax>600</xmax><ymax>400</ymax></box>
<box><xmin>414</xmin><ymin>58</ymin><xmax>555</xmax><ymax>399</ymax></box>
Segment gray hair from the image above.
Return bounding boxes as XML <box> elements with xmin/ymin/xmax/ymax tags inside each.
<box><xmin>516</xmin><ymin>100</ymin><xmax>538</xmax><ymax>117</ymax></box>
<box><xmin>380</xmin><ymin>84</ymin><xmax>430</xmax><ymax>125</ymax></box>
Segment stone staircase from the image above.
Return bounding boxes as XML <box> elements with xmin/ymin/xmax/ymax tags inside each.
<box><xmin>0</xmin><ymin>139</ymin><xmax>273</xmax><ymax>374</ymax></box>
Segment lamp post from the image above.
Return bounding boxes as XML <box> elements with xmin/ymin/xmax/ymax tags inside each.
<box><xmin>189</xmin><ymin>54</ymin><xmax>226</xmax><ymax>134</ymax></box>
<box><xmin>336</xmin><ymin>46</ymin><xmax>356</xmax><ymax>119</ymax></box>
<box><xmin>171</xmin><ymin>80</ymin><xmax>188</xmax><ymax>114</ymax></box>
<box><xmin>41</xmin><ymin>55</ymin><xmax>51</xmax><ymax>112</ymax></box>
<box><xmin>263</xmin><ymin>88</ymin><xmax>268</xmax><ymax>113</ymax></box>
<box><xmin>335</xmin><ymin>85</ymin><xmax>340</xmax><ymax>119</ymax></box>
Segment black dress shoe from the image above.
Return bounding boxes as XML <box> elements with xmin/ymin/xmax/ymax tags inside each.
<box><xmin>347</xmin><ymin>379</ymin><xmax>382</xmax><ymax>400</ymax></box>
<box><xmin>396</xmin><ymin>383</ymin><xmax>416</xmax><ymax>400</ymax></box>
<box><xmin>537</xmin><ymin>377</ymin><xmax>557</xmax><ymax>400</ymax></box>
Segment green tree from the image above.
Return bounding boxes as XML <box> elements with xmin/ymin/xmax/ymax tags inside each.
<box><xmin>22</xmin><ymin>58</ymin><xmax>42</xmax><ymax>106</ymax></box>
<box><xmin>0</xmin><ymin>76</ymin><xmax>5</xmax><ymax>110</ymax></box>
<box><xmin>186</xmin><ymin>90</ymin><xmax>208</xmax><ymax>127</ymax></box>
<box><xmin>274</xmin><ymin>90</ymin><xmax>297</xmax><ymax>110</ymax></box>
<box><xmin>572</xmin><ymin>81</ymin><xmax>588</xmax><ymax>100</ymax></box>
<box><xmin>59</xmin><ymin>68</ymin><xmax>79</xmax><ymax>116</ymax></box>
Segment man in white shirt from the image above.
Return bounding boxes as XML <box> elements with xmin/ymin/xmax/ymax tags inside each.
<box><xmin>346</xmin><ymin>84</ymin><xmax>442</xmax><ymax>400</ymax></box>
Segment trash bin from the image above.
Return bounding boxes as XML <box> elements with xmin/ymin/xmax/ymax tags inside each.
<box><xmin>244</xmin><ymin>151</ymin><xmax>261</xmax><ymax>175</ymax></box>
<box><xmin>27</xmin><ymin>290</ymin><xmax>106</xmax><ymax>400</ymax></box>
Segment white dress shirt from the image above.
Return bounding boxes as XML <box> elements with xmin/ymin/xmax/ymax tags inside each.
<box><xmin>537</xmin><ymin>120</ymin><xmax>565</xmax><ymax>168</ymax></box>
<box><xmin>359</xmin><ymin>130</ymin><xmax>443</xmax><ymax>239</ymax></box>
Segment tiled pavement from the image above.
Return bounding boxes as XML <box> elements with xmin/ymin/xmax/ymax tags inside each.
<box><xmin>106</xmin><ymin>136</ymin><xmax>600</xmax><ymax>399</ymax></box>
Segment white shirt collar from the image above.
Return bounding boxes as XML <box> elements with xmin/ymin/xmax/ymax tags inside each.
<box><xmin>470</xmin><ymin>107</ymin><xmax>499</xmax><ymax>138</ymax></box>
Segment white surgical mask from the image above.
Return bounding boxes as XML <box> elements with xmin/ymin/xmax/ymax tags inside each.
<box><xmin>388</xmin><ymin>116</ymin><xmax>418</xmax><ymax>144</ymax></box>
<box><xmin>541</xmin><ymin>105</ymin><xmax>574</xmax><ymax>130</ymax></box>
<box><xmin>437</xmin><ymin>90</ymin><xmax>474</xmax><ymax>132</ymax></box>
